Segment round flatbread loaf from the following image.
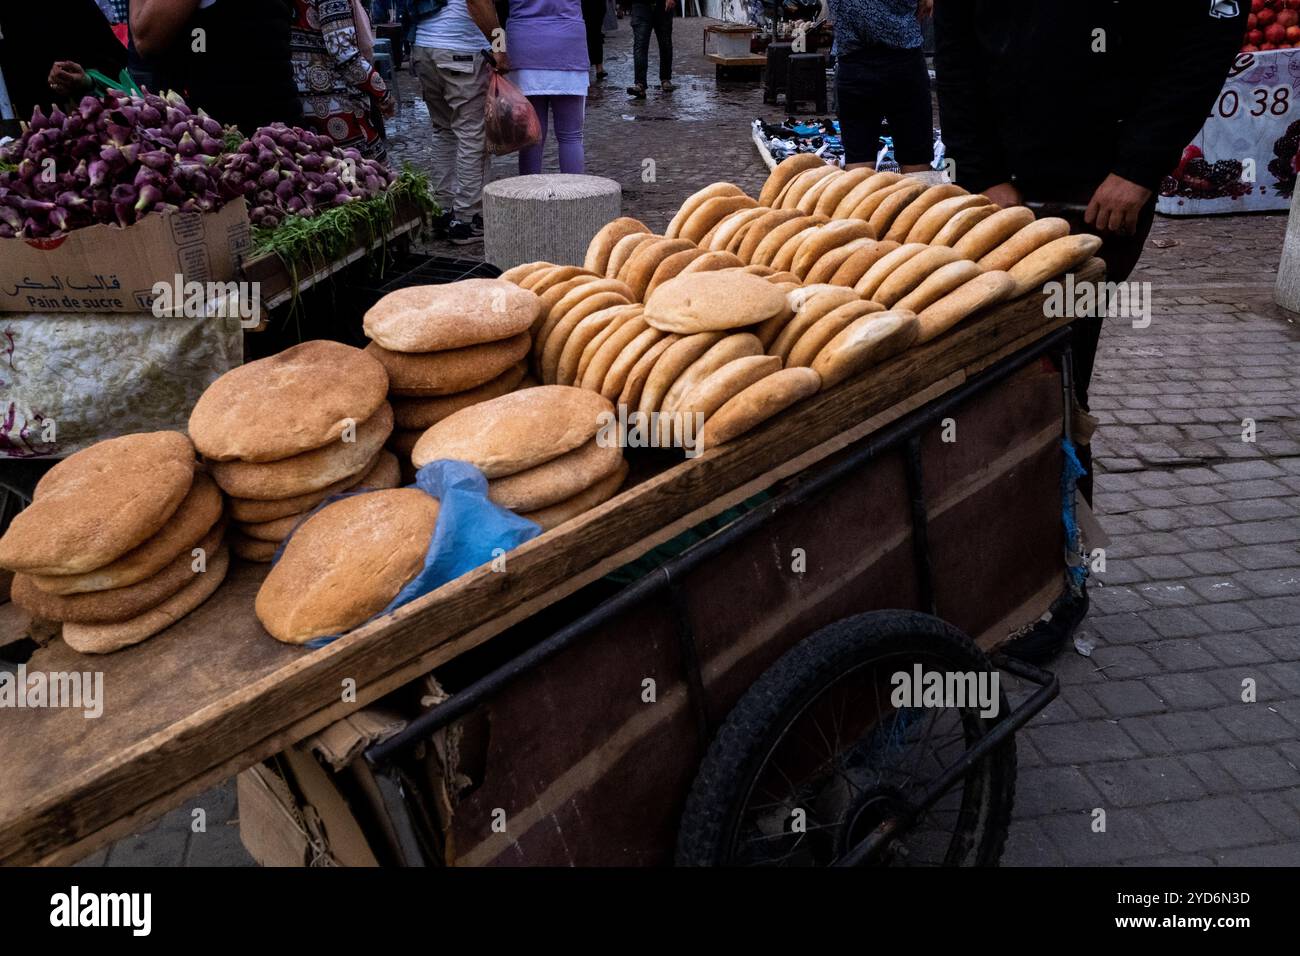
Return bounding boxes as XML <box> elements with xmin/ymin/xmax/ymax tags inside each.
<box><xmin>977</xmin><ymin>217</ymin><xmax>1071</xmax><ymax>272</ymax></box>
<box><xmin>368</xmin><ymin>333</ymin><xmax>530</xmax><ymax>396</ymax></box>
<box><xmin>905</xmin><ymin>194</ymin><xmax>993</xmax><ymax>245</ymax></box>
<box><xmin>706</xmin><ymin>207</ymin><xmax>769</xmax><ymax>252</ymax></box>
<box><xmin>795</xmin><ymin>169</ymin><xmax>846</xmax><ymax>214</ymax></box>
<box><xmin>363</xmin><ymin>279</ymin><xmax>539</xmax><ymax>353</ymax></box>
<box><xmin>644</xmin><ymin>271</ymin><xmax>788</xmax><ymax>333</ymax></box>
<box><xmin>867</xmin><ymin>182</ymin><xmax>929</xmax><ymax>238</ymax></box>
<box><xmin>412</xmin><ymin>386</ymin><xmax>613</xmax><ymax>476</ymax></box>
<box><xmin>661</xmin><ymin>333</ymin><xmax>764</xmax><ymax>414</ymax></box>
<box><xmin>952</xmin><ymin>205</ymin><xmax>1037</xmax><ymax>261</ymax></box>
<box><xmin>256</xmin><ymin>488</ymin><xmax>442</xmax><ymax>644</ymax></box>
<box><xmin>931</xmin><ymin>204</ymin><xmax>999</xmax><ymax>247</ymax></box>
<box><xmin>618</xmin><ymin>333</ymin><xmax>680</xmax><ymax>409</ymax></box>
<box><xmin>637</xmin><ymin>332</ymin><xmax>724</xmax><ymax>416</ymax></box>
<box><xmin>884</xmin><ymin>183</ymin><xmax>966</xmax><ymax>243</ymax></box>
<box><xmin>526</xmin><ymin>265</ymin><xmax>593</xmax><ymax>294</ymax></box>
<box><xmin>390</xmin><ymin>363</ymin><xmax>526</xmax><ymax>431</ymax></box>
<box><xmin>228</xmin><ymin>449</ymin><xmax>401</xmax><ymax>523</ymax></box>
<box><xmin>787</xmin><ymin>302</ymin><xmax>880</xmax><ymax>368</ymax></box>
<box><xmin>499</xmin><ymin>261</ymin><xmax>553</xmax><ymax>285</ymax></box>
<box><xmin>680</xmin><ymin>195</ymin><xmax>757</xmax><ymax>245</ymax></box>
<box><xmin>621</xmin><ymin>238</ymin><xmax>696</xmax><ymax>300</ymax></box>
<box><xmin>735</xmin><ymin>209</ymin><xmax>803</xmax><ymax>262</ymax></box>
<box><xmin>758</xmin><ymin>154</ymin><xmax>827</xmax><ymax>208</ymax></box>
<box><xmin>605</xmin><ymin>232</ymin><xmax>659</xmax><ymax>279</ymax></box>
<box><xmin>855</xmin><ymin>243</ymin><xmax>930</xmax><ymax>300</ymax></box>
<box><xmin>666</xmin><ymin>183</ymin><xmax>745</xmax><ymax>239</ymax></box>
<box><xmin>812</xmin><ymin>309</ymin><xmax>921</xmax><ymax>389</ymax></box>
<box><xmin>555</xmin><ymin>306</ymin><xmax>628</xmax><ymax>387</ymax></box>
<box><xmin>768</xmin><ymin>288</ymin><xmax>863</xmax><ymax>361</ymax></box>
<box><xmin>699</xmin><ymin>367</ymin><xmax>821</xmax><ymax>449</ymax></box>
<box><xmin>541</xmin><ymin>292</ymin><xmax>632</xmax><ymax>383</ymax></box>
<box><xmin>13</xmin><ymin>521</ymin><xmax>226</xmax><ymax>624</ymax></box>
<box><xmin>0</xmin><ymin>431</ymin><xmax>196</xmax><ymax>575</ymax></box>
<box><xmin>643</xmin><ymin>247</ymin><xmax>705</xmax><ymax>301</ymax></box>
<box><xmin>830</xmin><ymin>171</ymin><xmax>904</xmax><ymax>219</ymax></box>
<box><xmin>828</xmin><ymin>240</ymin><xmax>900</xmax><ymax>288</ymax></box>
<box><xmin>677</xmin><ymin>355</ymin><xmax>782</xmax><ymax>421</ymax></box>
<box><xmin>895</xmin><ymin>259</ymin><xmax>985</xmax><ymax>315</ymax></box>
<box><xmin>681</xmin><ymin>250</ymin><xmax>744</xmax><ymax>276</ymax></box>
<box><xmin>584</xmin><ymin>217</ymin><xmax>649</xmax><ymax>274</ymax></box>
<box><xmin>520</xmin><ymin>460</ymin><xmax>629</xmax><ymax>532</ymax></box>
<box><xmin>62</xmin><ymin>546</ymin><xmax>229</xmax><ymax>654</ymax></box>
<box><xmin>211</xmin><ymin>403</ymin><xmax>393</xmax><ymax>500</ymax></box>
<box><xmin>575</xmin><ymin>305</ymin><xmax>643</xmax><ymax>384</ymax></box>
<box><xmin>751</xmin><ymin>215</ymin><xmax>825</xmax><ymax>268</ymax></box>
<box><xmin>813</xmin><ymin>167</ymin><xmax>874</xmax><ymax>218</ymax></box>
<box><xmin>848</xmin><ymin>179</ymin><xmax>923</xmax><ymax>224</ymax></box>
<box><xmin>916</xmin><ymin>271</ymin><xmax>1017</xmax><ymax>343</ymax></box>
<box><xmin>873</xmin><ymin>246</ymin><xmax>963</xmax><ymax>308</ymax></box>
<box><xmin>596</xmin><ymin>324</ymin><xmax>664</xmax><ymax>400</ymax></box>
<box><xmin>25</xmin><ymin>472</ymin><xmax>222</xmax><ymax>595</ymax></box>
<box><xmin>488</xmin><ymin>438</ymin><xmax>624</xmax><ymax>512</ymax></box>
<box><xmin>780</xmin><ymin>166</ymin><xmax>839</xmax><ymax>210</ymax></box>
<box><xmin>581</xmin><ymin>316</ymin><xmax>651</xmax><ymax>394</ymax></box>
<box><xmin>189</xmin><ymin>341</ymin><xmax>388</xmax><ymax>462</ymax></box>
<box><xmin>1007</xmin><ymin>233</ymin><xmax>1104</xmax><ymax>298</ymax></box>
<box><xmin>534</xmin><ymin>279</ymin><xmax>635</xmax><ymax>362</ymax></box>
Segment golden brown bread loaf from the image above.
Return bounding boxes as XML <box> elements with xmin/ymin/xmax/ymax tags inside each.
<box><xmin>666</xmin><ymin>183</ymin><xmax>746</xmax><ymax>238</ymax></box>
<box><xmin>488</xmin><ymin>438</ymin><xmax>624</xmax><ymax>512</ymax></box>
<box><xmin>698</xmin><ymin>367</ymin><xmax>821</xmax><ymax>449</ymax></box>
<box><xmin>644</xmin><ymin>271</ymin><xmax>788</xmax><ymax>333</ymax></box>
<box><xmin>368</xmin><ymin>334</ymin><xmax>531</xmax><ymax>397</ymax></box>
<box><xmin>228</xmin><ymin>449</ymin><xmax>401</xmax><ymax>523</ymax></box>
<box><xmin>811</xmin><ymin>310</ymin><xmax>921</xmax><ymax>388</ymax></box>
<box><xmin>584</xmin><ymin>217</ymin><xmax>650</xmax><ymax>274</ymax></box>
<box><xmin>211</xmin><ymin>403</ymin><xmax>393</xmax><ymax>500</ymax></box>
<box><xmin>0</xmin><ymin>431</ymin><xmax>196</xmax><ymax>576</ymax></box>
<box><xmin>519</xmin><ymin>460</ymin><xmax>628</xmax><ymax>532</ymax></box>
<box><xmin>363</xmin><ymin>279</ymin><xmax>539</xmax><ymax>353</ymax></box>
<box><xmin>758</xmin><ymin>154</ymin><xmax>827</xmax><ymax>207</ymax></box>
<box><xmin>13</xmin><ymin>521</ymin><xmax>226</xmax><ymax>624</ymax></box>
<box><xmin>189</xmin><ymin>341</ymin><xmax>388</xmax><ymax>462</ymax></box>
<box><xmin>256</xmin><ymin>489</ymin><xmax>442</xmax><ymax>643</ymax></box>
<box><xmin>61</xmin><ymin>545</ymin><xmax>229</xmax><ymax>654</ymax></box>
<box><xmin>390</xmin><ymin>363</ymin><xmax>526</xmax><ymax>431</ymax></box>
<box><xmin>412</xmin><ymin>386</ymin><xmax>613</xmax><ymax>476</ymax></box>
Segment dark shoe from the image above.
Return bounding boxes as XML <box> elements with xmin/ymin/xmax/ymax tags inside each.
<box><xmin>431</xmin><ymin>211</ymin><xmax>452</xmax><ymax>239</ymax></box>
<box><xmin>627</xmin><ymin>83</ymin><xmax>646</xmax><ymax>98</ymax></box>
<box><xmin>595</xmin><ymin>70</ymin><xmax>608</xmax><ymax>81</ymax></box>
<box><xmin>469</xmin><ymin>214</ymin><xmax>484</xmax><ymax>236</ymax></box>
<box><xmin>659</xmin><ymin>80</ymin><xmax>677</xmax><ymax>93</ymax></box>
<box><xmin>447</xmin><ymin>218</ymin><xmax>481</xmax><ymax>245</ymax></box>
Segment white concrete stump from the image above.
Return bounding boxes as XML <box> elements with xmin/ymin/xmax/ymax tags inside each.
<box><xmin>1276</xmin><ymin>183</ymin><xmax>1300</xmax><ymax>313</ymax></box>
<box><xmin>484</xmin><ymin>174</ymin><xmax>622</xmax><ymax>271</ymax></box>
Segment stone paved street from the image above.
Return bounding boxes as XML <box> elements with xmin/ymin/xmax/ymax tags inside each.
<box><xmin>81</xmin><ymin>16</ymin><xmax>1299</xmax><ymax>867</ymax></box>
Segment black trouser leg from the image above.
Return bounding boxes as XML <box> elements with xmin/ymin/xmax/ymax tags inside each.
<box><xmin>654</xmin><ymin>8</ymin><xmax>673</xmax><ymax>82</ymax></box>
<box><xmin>631</xmin><ymin>6</ymin><xmax>651</xmax><ymax>86</ymax></box>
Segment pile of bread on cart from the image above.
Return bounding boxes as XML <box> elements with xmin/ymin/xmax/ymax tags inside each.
<box><xmin>0</xmin><ymin>155</ymin><xmax>1100</xmax><ymax>653</ymax></box>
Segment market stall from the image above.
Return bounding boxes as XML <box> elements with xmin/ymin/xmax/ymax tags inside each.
<box><xmin>1160</xmin><ymin>9</ymin><xmax>1300</xmax><ymax>215</ymax></box>
<box><xmin>0</xmin><ymin>151</ymin><xmax>1105</xmax><ymax>867</ymax></box>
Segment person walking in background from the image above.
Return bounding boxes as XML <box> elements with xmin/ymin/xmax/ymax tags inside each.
<box><xmin>582</xmin><ymin>0</ymin><xmax>607</xmax><ymax>89</ymax></box>
<box><xmin>508</xmin><ymin>0</ymin><xmax>589</xmax><ymax>175</ymax></box>
<box><xmin>626</xmin><ymin>0</ymin><xmax>674</xmax><ymax>98</ymax></box>
<box><xmin>408</xmin><ymin>0</ymin><xmax>508</xmax><ymax>244</ymax></box>
<box><xmin>934</xmin><ymin>0</ymin><xmax>1245</xmax><ymax>502</ymax></box>
<box><xmin>290</xmin><ymin>0</ymin><xmax>394</xmax><ymax>161</ymax></box>
<box><xmin>826</xmin><ymin>0</ymin><xmax>933</xmax><ymax>172</ymax></box>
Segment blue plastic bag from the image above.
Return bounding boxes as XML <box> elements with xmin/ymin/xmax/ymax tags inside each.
<box><xmin>293</xmin><ymin>459</ymin><xmax>541</xmax><ymax>648</ymax></box>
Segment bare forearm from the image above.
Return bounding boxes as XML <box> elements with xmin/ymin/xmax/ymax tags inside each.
<box><xmin>130</xmin><ymin>0</ymin><xmax>202</xmax><ymax>56</ymax></box>
<box><xmin>466</xmin><ymin>0</ymin><xmax>501</xmax><ymax>44</ymax></box>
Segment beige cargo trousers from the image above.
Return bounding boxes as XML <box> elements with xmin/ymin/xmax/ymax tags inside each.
<box><xmin>412</xmin><ymin>46</ymin><xmax>492</xmax><ymax>221</ymax></box>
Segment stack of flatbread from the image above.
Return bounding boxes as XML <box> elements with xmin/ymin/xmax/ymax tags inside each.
<box><xmin>0</xmin><ymin>432</ymin><xmax>228</xmax><ymax>654</ymax></box>
<box><xmin>188</xmin><ymin>340</ymin><xmax>398</xmax><ymax>562</ymax></box>
<box><xmin>362</xmin><ymin>278</ymin><xmax>540</xmax><ymax>469</ymax></box>
<box><xmin>411</xmin><ymin>385</ymin><xmax>627</xmax><ymax>532</ymax></box>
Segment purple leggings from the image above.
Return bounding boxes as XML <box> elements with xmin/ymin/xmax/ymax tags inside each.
<box><xmin>519</xmin><ymin>95</ymin><xmax>586</xmax><ymax>175</ymax></box>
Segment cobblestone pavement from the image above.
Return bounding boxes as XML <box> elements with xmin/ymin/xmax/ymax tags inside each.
<box><xmin>83</xmin><ymin>17</ymin><xmax>1299</xmax><ymax>867</ymax></box>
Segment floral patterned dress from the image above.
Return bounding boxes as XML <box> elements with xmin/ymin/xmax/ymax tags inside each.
<box><xmin>290</xmin><ymin>0</ymin><xmax>393</xmax><ymax>159</ymax></box>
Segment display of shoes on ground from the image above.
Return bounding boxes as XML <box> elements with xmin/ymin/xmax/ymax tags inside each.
<box><xmin>753</xmin><ymin>118</ymin><xmax>947</xmax><ymax>175</ymax></box>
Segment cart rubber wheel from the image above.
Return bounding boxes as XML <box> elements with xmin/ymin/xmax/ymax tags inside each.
<box><xmin>676</xmin><ymin>610</ymin><xmax>1016</xmax><ymax>867</ymax></box>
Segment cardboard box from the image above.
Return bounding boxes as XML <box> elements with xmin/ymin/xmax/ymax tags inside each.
<box><xmin>0</xmin><ymin>199</ymin><xmax>250</xmax><ymax>314</ymax></box>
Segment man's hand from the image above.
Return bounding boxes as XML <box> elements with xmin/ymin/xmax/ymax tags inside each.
<box><xmin>493</xmin><ymin>50</ymin><xmax>510</xmax><ymax>73</ymax></box>
<box><xmin>1085</xmin><ymin>173</ymin><xmax>1153</xmax><ymax>235</ymax></box>
<box><xmin>48</xmin><ymin>61</ymin><xmax>89</xmax><ymax>96</ymax></box>
<box><xmin>917</xmin><ymin>0</ymin><xmax>933</xmax><ymax>20</ymax></box>
<box><xmin>982</xmin><ymin>182</ymin><xmax>1023</xmax><ymax>208</ymax></box>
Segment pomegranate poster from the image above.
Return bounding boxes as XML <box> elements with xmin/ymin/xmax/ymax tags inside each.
<box><xmin>1160</xmin><ymin>46</ymin><xmax>1300</xmax><ymax>214</ymax></box>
